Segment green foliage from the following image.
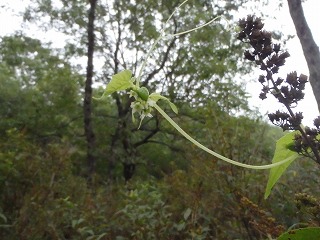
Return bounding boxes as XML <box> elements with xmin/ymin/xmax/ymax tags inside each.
<box><xmin>22</xmin><ymin>0</ymin><xmax>257</xmax><ymax>184</ymax></box>
<box><xmin>99</xmin><ymin>70</ymin><xmax>133</xmax><ymax>97</ymax></box>
<box><xmin>108</xmin><ymin>181</ymin><xmax>175</xmax><ymax>239</ymax></box>
<box><xmin>0</xmin><ymin>124</ymin><xmax>318</xmax><ymax>239</ymax></box>
<box><xmin>277</xmin><ymin>227</ymin><xmax>320</xmax><ymax>240</ymax></box>
<box><xmin>0</xmin><ymin>34</ymin><xmax>83</xmax><ymax>142</ymax></box>
<box><xmin>2</xmin><ymin>1</ymin><xmax>320</xmax><ymax>239</ymax></box>
<box><xmin>265</xmin><ymin>131</ymin><xmax>300</xmax><ymax>199</ymax></box>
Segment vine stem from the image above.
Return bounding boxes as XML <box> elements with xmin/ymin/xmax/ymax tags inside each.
<box><xmin>136</xmin><ymin>35</ymin><xmax>163</xmax><ymax>87</ymax></box>
<box><xmin>154</xmin><ymin>104</ymin><xmax>296</xmax><ymax>170</ymax></box>
<box><xmin>137</xmin><ymin>0</ymin><xmax>223</xmax><ymax>87</ymax></box>
<box><xmin>170</xmin><ymin>16</ymin><xmax>222</xmax><ymax>37</ymax></box>
<box><xmin>136</xmin><ymin>0</ymin><xmax>186</xmax><ymax>85</ymax></box>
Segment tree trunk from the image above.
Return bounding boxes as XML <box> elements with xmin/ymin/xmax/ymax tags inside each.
<box><xmin>287</xmin><ymin>0</ymin><xmax>320</xmax><ymax>113</ymax></box>
<box><xmin>84</xmin><ymin>0</ymin><xmax>97</xmax><ymax>178</ymax></box>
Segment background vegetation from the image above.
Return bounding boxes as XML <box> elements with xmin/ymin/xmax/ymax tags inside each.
<box><xmin>1</xmin><ymin>0</ymin><xmax>319</xmax><ymax>239</ymax></box>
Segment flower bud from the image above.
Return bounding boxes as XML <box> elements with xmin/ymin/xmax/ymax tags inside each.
<box><xmin>136</xmin><ymin>87</ymin><xmax>149</xmax><ymax>101</ymax></box>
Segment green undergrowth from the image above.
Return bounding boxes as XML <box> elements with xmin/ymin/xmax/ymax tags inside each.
<box><xmin>1</xmin><ymin>128</ymin><xmax>320</xmax><ymax>239</ymax></box>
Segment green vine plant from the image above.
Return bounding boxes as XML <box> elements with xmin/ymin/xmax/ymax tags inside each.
<box><xmin>95</xmin><ymin>0</ymin><xmax>313</xmax><ymax>197</ymax></box>
<box><xmin>237</xmin><ymin>15</ymin><xmax>320</xmax><ymax>200</ymax></box>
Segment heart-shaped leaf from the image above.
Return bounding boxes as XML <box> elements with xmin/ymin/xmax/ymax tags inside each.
<box><xmin>264</xmin><ymin>131</ymin><xmax>299</xmax><ymax>199</ymax></box>
<box><xmin>101</xmin><ymin>70</ymin><xmax>133</xmax><ymax>97</ymax></box>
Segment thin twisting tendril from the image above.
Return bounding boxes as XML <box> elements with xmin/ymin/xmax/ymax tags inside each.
<box><xmin>136</xmin><ymin>0</ymin><xmax>224</xmax><ymax>86</ymax></box>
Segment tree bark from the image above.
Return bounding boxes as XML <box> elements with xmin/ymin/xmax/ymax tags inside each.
<box><xmin>287</xmin><ymin>0</ymin><xmax>320</xmax><ymax>113</ymax></box>
<box><xmin>84</xmin><ymin>0</ymin><xmax>97</xmax><ymax>178</ymax></box>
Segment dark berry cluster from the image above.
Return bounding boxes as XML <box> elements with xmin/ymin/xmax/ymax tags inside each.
<box><xmin>268</xmin><ymin>111</ymin><xmax>303</xmax><ymax>131</ymax></box>
<box><xmin>293</xmin><ymin>117</ymin><xmax>320</xmax><ymax>160</ymax></box>
<box><xmin>238</xmin><ymin>15</ymin><xmax>320</xmax><ymax>163</ymax></box>
<box><xmin>237</xmin><ymin>16</ymin><xmax>305</xmax><ymax>109</ymax></box>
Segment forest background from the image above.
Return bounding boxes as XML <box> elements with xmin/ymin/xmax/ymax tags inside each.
<box><xmin>0</xmin><ymin>0</ymin><xmax>320</xmax><ymax>239</ymax></box>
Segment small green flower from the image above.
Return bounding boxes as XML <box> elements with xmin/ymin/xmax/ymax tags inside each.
<box><xmin>128</xmin><ymin>90</ymin><xmax>138</xmax><ymax>100</ymax></box>
<box><xmin>131</xmin><ymin>101</ymin><xmax>144</xmax><ymax>115</ymax></box>
<box><xmin>146</xmin><ymin>98</ymin><xmax>156</xmax><ymax>108</ymax></box>
<box><xmin>130</xmin><ymin>94</ymin><xmax>155</xmax><ymax>128</ymax></box>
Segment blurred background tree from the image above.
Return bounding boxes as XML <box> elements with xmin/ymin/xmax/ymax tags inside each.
<box><xmin>23</xmin><ymin>0</ymin><xmax>253</xmax><ymax>180</ymax></box>
<box><xmin>0</xmin><ymin>34</ymin><xmax>83</xmax><ymax>142</ymax></box>
<box><xmin>0</xmin><ymin>0</ymin><xmax>320</xmax><ymax>239</ymax></box>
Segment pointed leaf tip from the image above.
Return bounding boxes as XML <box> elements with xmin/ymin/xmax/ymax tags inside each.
<box><xmin>169</xmin><ymin>101</ymin><xmax>178</xmax><ymax>114</ymax></box>
<box><xmin>149</xmin><ymin>93</ymin><xmax>178</xmax><ymax>114</ymax></box>
<box><xmin>264</xmin><ymin>131</ymin><xmax>299</xmax><ymax>199</ymax></box>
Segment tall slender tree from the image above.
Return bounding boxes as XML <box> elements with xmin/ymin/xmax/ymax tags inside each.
<box><xmin>84</xmin><ymin>0</ymin><xmax>97</xmax><ymax>177</ymax></box>
<box><xmin>287</xmin><ymin>0</ymin><xmax>320</xmax><ymax>113</ymax></box>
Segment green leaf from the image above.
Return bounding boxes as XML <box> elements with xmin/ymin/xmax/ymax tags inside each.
<box><xmin>264</xmin><ymin>131</ymin><xmax>299</xmax><ymax>199</ymax></box>
<box><xmin>72</xmin><ymin>218</ymin><xmax>84</xmax><ymax>228</ymax></box>
<box><xmin>96</xmin><ymin>233</ymin><xmax>107</xmax><ymax>240</ymax></box>
<box><xmin>149</xmin><ymin>93</ymin><xmax>178</xmax><ymax>114</ymax></box>
<box><xmin>86</xmin><ymin>233</ymin><xmax>107</xmax><ymax>240</ymax></box>
<box><xmin>149</xmin><ymin>92</ymin><xmax>165</xmax><ymax>101</ymax></box>
<box><xmin>0</xmin><ymin>213</ymin><xmax>7</xmax><ymax>223</ymax></box>
<box><xmin>175</xmin><ymin>222</ymin><xmax>186</xmax><ymax>231</ymax></box>
<box><xmin>183</xmin><ymin>208</ymin><xmax>192</xmax><ymax>221</ymax></box>
<box><xmin>168</xmin><ymin>101</ymin><xmax>178</xmax><ymax>114</ymax></box>
<box><xmin>277</xmin><ymin>227</ymin><xmax>320</xmax><ymax>240</ymax></box>
<box><xmin>100</xmin><ymin>70</ymin><xmax>133</xmax><ymax>97</ymax></box>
